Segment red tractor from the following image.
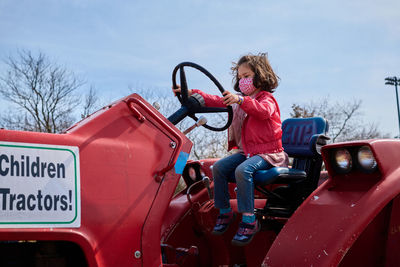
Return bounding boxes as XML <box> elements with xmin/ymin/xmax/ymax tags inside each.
<box><xmin>0</xmin><ymin>62</ymin><xmax>399</xmax><ymax>266</ymax></box>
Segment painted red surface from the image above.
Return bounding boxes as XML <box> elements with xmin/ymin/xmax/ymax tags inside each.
<box><xmin>263</xmin><ymin>140</ymin><xmax>400</xmax><ymax>266</ymax></box>
<box><xmin>0</xmin><ymin>94</ymin><xmax>192</xmax><ymax>266</ymax></box>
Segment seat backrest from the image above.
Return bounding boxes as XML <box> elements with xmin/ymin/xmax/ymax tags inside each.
<box><xmin>254</xmin><ymin>117</ymin><xmax>329</xmax><ymax>217</ymax></box>
<box><xmin>282</xmin><ymin>117</ymin><xmax>329</xmax><ymax>196</ymax></box>
<box><xmin>282</xmin><ymin>117</ymin><xmax>328</xmax><ymax>158</ymax></box>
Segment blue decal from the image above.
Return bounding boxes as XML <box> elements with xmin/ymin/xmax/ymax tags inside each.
<box><xmin>174</xmin><ymin>152</ymin><xmax>189</xmax><ymax>174</ymax></box>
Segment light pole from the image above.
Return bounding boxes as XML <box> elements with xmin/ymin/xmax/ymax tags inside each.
<box><xmin>385</xmin><ymin>76</ymin><xmax>400</xmax><ymax>138</ymax></box>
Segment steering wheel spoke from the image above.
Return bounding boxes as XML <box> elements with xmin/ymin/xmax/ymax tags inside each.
<box><xmin>179</xmin><ymin>66</ymin><xmax>189</xmax><ymax>105</ymax></box>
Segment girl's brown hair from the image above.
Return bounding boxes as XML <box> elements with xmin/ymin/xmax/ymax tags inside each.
<box><xmin>231</xmin><ymin>53</ymin><xmax>279</xmax><ymax>93</ymax></box>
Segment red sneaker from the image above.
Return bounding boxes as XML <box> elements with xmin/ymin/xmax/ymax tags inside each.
<box><xmin>231</xmin><ymin>220</ymin><xmax>260</xmax><ymax>246</ymax></box>
<box><xmin>211</xmin><ymin>212</ymin><xmax>236</xmax><ymax>235</ymax></box>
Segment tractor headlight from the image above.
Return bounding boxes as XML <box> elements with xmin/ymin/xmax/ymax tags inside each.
<box><xmin>357</xmin><ymin>146</ymin><xmax>377</xmax><ymax>173</ymax></box>
<box><xmin>334</xmin><ymin>149</ymin><xmax>352</xmax><ymax>173</ymax></box>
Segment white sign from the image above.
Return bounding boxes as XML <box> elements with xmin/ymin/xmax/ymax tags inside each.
<box><xmin>0</xmin><ymin>142</ymin><xmax>80</xmax><ymax>228</ymax></box>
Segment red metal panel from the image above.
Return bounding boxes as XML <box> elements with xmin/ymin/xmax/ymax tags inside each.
<box><xmin>264</xmin><ymin>140</ymin><xmax>400</xmax><ymax>266</ymax></box>
<box><xmin>339</xmin><ymin>203</ymin><xmax>391</xmax><ymax>266</ymax></box>
<box><xmin>0</xmin><ymin>94</ymin><xmax>192</xmax><ymax>266</ymax></box>
<box><xmin>385</xmin><ymin>194</ymin><xmax>400</xmax><ymax>266</ymax></box>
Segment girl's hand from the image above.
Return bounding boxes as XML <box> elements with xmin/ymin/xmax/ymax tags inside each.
<box><xmin>172</xmin><ymin>85</ymin><xmax>192</xmax><ymax>97</ymax></box>
<box><xmin>222</xmin><ymin>91</ymin><xmax>240</xmax><ymax>106</ymax></box>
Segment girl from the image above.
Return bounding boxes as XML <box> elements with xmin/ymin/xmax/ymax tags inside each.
<box><xmin>173</xmin><ymin>53</ymin><xmax>288</xmax><ymax>246</ymax></box>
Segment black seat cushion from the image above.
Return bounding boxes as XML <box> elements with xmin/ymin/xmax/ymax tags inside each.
<box><xmin>254</xmin><ymin>167</ymin><xmax>306</xmax><ymax>186</ymax></box>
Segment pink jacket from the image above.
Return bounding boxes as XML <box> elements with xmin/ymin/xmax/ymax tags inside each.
<box><xmin>191</xmin><ymin>89</ymin><xmax>284</xmax><ymax>156</ymax></box>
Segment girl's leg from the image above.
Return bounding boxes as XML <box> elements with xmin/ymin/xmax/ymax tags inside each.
<box><xmin>231</xmin><ymin>155</ymin><xmax>272</xmax><ymax>245</ymax></box>
<box><xmin>212</xmin><ymin>153</ymin><xmax>246</xmax><ymax>210</ymax></box>
<box><xmin>234</xmin><ymin>155</ymin><xmax>272</xmax><ymax>214</ymax></box>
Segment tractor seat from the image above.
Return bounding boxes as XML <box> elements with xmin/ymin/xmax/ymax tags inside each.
<box><xmin>254</xmin><ymin>167</ymin><xmax>306</xmax><ymax>186</ymax></box>
<box><xmin>253</xmin><ymin>117</ymin><xmax>329</xmax><ymax>217</ymax></box>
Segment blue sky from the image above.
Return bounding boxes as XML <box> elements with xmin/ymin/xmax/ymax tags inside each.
<box><xmin>1</xmin><ymin>0</ymin><xmax>400</xmax><ymax>136</ymax></box>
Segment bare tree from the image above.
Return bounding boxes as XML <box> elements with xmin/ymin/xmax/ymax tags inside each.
<box><xmin>0</xmin><ymin>111</ymin><xmax>32</xmax><ymax>132</ymax></box>
<box><xmin>185</xmin><ymin>113</ymin><xmax>228</xmax><ymax>160</ymax></box>
<box><xmin>81</xmin><ymin>86</ymin><xmax>99</xmax><ymax>119</ymax></box>
<box><xmin>0</xmin><ymin>50</ymin><xmax>85</xmax><ymax>133</ymax></box>
<box><xmin>291</xmin><ymin>98</ymin><xmax>390</xmax><ymax>142</ymax></box>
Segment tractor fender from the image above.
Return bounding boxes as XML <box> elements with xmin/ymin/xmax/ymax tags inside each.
<box><xmin>263</xmin><ymin>140</ymin><xmax>400</xmax><ymax>266</ymax></box>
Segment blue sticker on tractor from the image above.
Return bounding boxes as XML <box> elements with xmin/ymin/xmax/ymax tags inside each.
<box><xmin>174</xmin><ymin>152</ymin><xmax>189</xmax><ymax>174</ymax></box>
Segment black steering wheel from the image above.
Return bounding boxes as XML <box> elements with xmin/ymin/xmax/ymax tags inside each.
<box><xmin>168</xmin><ymin>62</ymin><xmax>233</xmax><ymax>131</ymax></box>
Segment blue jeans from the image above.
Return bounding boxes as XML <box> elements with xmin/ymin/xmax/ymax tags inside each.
<box><xmin>212</xmin><ymin>153</ymin><xmax>272</xmax><ymax>213</ymax></box>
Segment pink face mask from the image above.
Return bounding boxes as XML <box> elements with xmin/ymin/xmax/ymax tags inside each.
<box><xmin>239</xmin><ymin>78</ymin><xmax>257</xmax><ymax>95</ymax></box>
